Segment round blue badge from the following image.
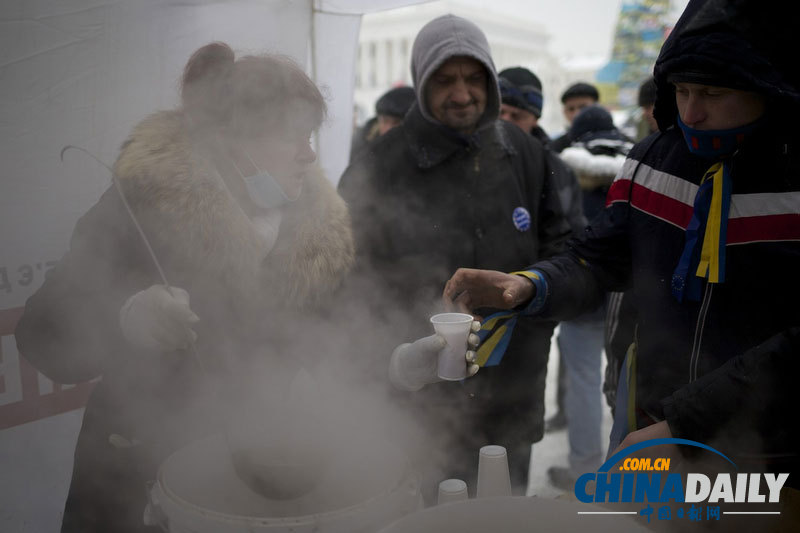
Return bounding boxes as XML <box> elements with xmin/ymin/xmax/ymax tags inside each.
<box><xmin>512</xmin><ymin>207</ymin><xmax>531</xmax><ymax>231</ymax></box>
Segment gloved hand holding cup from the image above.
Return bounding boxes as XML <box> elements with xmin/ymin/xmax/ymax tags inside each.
<box><xmin>430</xmin><ymin>312</ymin><xmax>477</xmax><ymax>380</ymax></box>
<box><xmin>389</xmin><ymin>315</ymin><xmax>480</xmax><ymax>391</ymax></box>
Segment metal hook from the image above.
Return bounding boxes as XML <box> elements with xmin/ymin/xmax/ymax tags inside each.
<box><xmin>60</xmin><ymin>144</ymin><xmax>207</xmax><ymax>375</ymax></box>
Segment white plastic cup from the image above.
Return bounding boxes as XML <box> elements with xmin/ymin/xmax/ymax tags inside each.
<box><xmin>437</xmin><ymin>478</ymin><xmax>468</xmax><ymax>505</ymax></box>
<box><xmin>430</xmin><ymin>312</ymin><xmax>474</xmax><ymax>381</ymax></box>
<box><xmin>476</xmin><ymin>445</ymin><xmax>512</xmax><ymax>498</ymax></box>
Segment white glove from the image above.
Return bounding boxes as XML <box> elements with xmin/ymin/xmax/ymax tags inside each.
<box><xmin>389</xmin><ymin>321</ymin><xmax>481</xmax><ymax>391</ymax></box>
<box><xmin>119</xmin><ymin>285</ymin><xmax>199</xmax><ymax>351</ymax></box>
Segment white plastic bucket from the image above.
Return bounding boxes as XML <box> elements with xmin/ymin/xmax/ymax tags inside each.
<box><xmin>147</xmin><ymin>433</ymin><xmax>421</xmax><ymax>532</ymax></box>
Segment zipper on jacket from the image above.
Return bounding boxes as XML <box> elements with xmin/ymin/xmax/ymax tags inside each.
<box><xmin>473</xmin><ymin>154</ymin><xmax>480</xmax><ymax>173</ymax></box>
<box><xmin>689</xmin><ymin>283</ymin><xmax>713</xmax><ymax>382</ymax></box>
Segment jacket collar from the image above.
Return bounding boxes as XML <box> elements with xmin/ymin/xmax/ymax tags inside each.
<box><xmin>530</xmin><ymin>126</ymin><xmax>551</xmax><ymax>146</ymax></box>
<box><xmin>403</xmin><ymin>104</ymin><xmax>516</xmax><ymax>169</ymax></box>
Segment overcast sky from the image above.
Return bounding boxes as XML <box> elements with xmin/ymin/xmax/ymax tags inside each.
<box><xmin>457</xmin><ymin>0</ymin><xmax>690</xmax><ymax>61</ymax></box>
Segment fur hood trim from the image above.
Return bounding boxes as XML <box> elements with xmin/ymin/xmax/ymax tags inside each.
<box><xmin>560</xmin><ymin>145</ymin><xmax>627</xmax><ymax>179</ymax></box>
<box><xmin>112</xmin><ymin>110</ymin><xmax>354</xmax><ymax>309</ymax></box>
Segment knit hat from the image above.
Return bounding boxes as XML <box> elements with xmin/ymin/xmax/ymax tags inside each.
<box><xmin>375</xmin><ymin>86</ymin><xmax>416</xmax><ymax>118</ymax></box>
<box><xmin>666</xmin><ymin>70</ymin><xmax>757</xmax><ymax>92</ymax></box>
<box><xmin>569</xmin><ymin>105</ymin><xmax>628</xmax><ymax>145</ymax></box>
<box><xmin>560</xmin><ymin>82</ymin><xmax>599</xmax><ymax>104</ymax></box>
<box><xmin>638</xmin><ymin>77</ymin><xmax>657</xmax><ymax>107</ymax></box>
<box><xmin>499</xmin><ymin>67</ymin><xmax>543</xmax><ymax>117</ymax></box>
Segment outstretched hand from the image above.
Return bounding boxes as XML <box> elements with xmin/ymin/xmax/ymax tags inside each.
<box><xmin>443</xmin><ymin>268</ymin><xmax>535</xmax><ymax>316</ymax></box>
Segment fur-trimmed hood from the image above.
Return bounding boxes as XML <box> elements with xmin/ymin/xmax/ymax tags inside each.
<box><xmin>560</xmin><ymin>144</ymin><xmax>629</xmax><ymax>179</ymax></box>
<box><xmin>113</xmin><ymin>110</ymin><xmax>354</xmax><ymax>310</ymax></box>
<box><xmin>560</xmin><ymin>139</ymin><xmax>631</xmax><ymax>192</ymax></box>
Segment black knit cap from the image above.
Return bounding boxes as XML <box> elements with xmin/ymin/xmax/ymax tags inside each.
<box><xmin>569</xmin><ymin>105</ymin><xmax>623</xmax><ymax>142</ymax></box>
<box><xmin>375</xmin><ymin>86</ymin><xmax>416</xmax><ymax>118</ymax></box>
<box><xmin>499</xmin><ymin>67</ymin><xmax>542</xmax><ymax>92</ymax></box>
<box><xmin>638</xmin><ymin>76</ymin><xmax>657</xmax><ymax>107</ymax></box>
<box><xmin>666</xmin><ymin>70</ymin><xmax>756</xmax><ymax>92</ymax></box>
<box><xmin>560</xmin><ymin>82</ymin><xmax>599</xmax><ymax>104</ymax></box>
<box><xmin>499</xmin><ymin>67</ymin><xmax>544</xmax><ymax>117</ymax></box>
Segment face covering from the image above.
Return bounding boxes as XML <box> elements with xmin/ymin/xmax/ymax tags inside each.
<box><xmin>232</xmin><ymin>150</ymin><xmax>297</xmax><ymax>210</ymax></box>
<box><xmin>676</xmin><ymin>114</ymin><xmax>763</xmax><ymax>158</ymax></box>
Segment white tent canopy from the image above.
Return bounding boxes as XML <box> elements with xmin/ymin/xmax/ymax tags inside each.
<box><xmin>0</xmin><ymin>1</ymin><xmax>423</xmax><ymax>529</ymax></box>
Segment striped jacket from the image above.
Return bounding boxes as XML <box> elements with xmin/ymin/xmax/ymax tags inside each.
<box><xmin>530</xmin><ymin>124</ymin><xmax>800</xmax><ymax>466</ymax></box>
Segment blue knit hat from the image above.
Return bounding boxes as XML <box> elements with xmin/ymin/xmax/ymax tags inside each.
<box><xmin>499</xmin><ymin>67</ymin><xmax>543</xmax><ymax>118</ymax></box>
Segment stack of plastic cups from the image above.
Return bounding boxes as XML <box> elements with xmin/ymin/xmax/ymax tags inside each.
<box><xmin>437</xmin><ymin>479</ymin><xmax>469</xmax><ymax>505</ymax></box>
<box><xmin>476</xmin><ymin>445</ymin><xmax>512</xmax><ymax>498</ymax></box>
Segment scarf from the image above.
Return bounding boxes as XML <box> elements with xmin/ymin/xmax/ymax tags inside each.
<box><xmin>671</xmin><ymin>161</ymin><xmax>733</xmax><ymax>302</ymax></box>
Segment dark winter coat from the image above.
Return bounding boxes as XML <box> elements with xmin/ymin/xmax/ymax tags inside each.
<box><xmin>535</xmin><ymin>127</ymin><xmax>800</xmax><ymax>473</ymax></box>
<box><xmin>549</xmin><ymin>132</ymin><xmax>572</xmax><ymax>154</ymax></box>
<box><xmin>339</xmin><ymin>103</ymin><xmax>571</xmax><ymax>452</ymax></box>
<box><xmin>14</xmin><ymin>111</ymin><xmax>354</xmax><ymax>532</ymax></box>
<box><xmin>533</xmin><ymin>125</ymin><xmax>587</xmax><ymax>236</ymax></box>
<box><xmin>525</xmin><ymin>0</ymin><xmax>800</xmax><ymax>480</ymax></box>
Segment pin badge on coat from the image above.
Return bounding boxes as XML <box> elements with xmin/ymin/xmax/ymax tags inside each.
<box><xmin>512</xmin><ymin>207</ymin><xmax>531</xmax><ymax>231</ymax></box>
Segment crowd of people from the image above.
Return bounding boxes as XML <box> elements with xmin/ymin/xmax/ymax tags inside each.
<box><xmin>444</xmin><ymin>0</ymin><xmax>800</xmax><ymax>504</ymax></box>
<box><xmin>15</xmin><ymin>0</ymin><xmax>799</xmax><ymax>530</ymax></box>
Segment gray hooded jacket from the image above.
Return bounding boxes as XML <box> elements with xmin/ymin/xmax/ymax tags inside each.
<box><xmin>411</xmin><ymin>14</ymin><xmax>500</xmax><ymax>130</ymax></box>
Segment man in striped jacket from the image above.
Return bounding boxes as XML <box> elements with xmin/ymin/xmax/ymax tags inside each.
<box><xmin>444</xmin><ymin>0</ymin><xmax>800</xmax><ymax>488</ymax></box>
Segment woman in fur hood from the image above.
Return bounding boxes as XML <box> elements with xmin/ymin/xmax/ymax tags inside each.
<box><xmin>14</xmin><ymin>43</ymin><xmax>361</xmax><ymax>532</ymax></box>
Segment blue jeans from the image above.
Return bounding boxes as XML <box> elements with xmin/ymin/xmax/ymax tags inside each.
<box><xmin>558</xmin><ymin>312</ymin><xmax>606</xmax><ymax>475</ymax></box>
<box><xmin>607</xmin><ymin>352</ymin><xmax>630</xmax><ymax>458</ymax></box>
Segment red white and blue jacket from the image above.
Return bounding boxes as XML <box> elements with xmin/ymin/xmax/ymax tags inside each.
<box><xmin>524</xmin><ymin>0</ymin><xmax>800</xmax><ymax>473</ymax></box>
<box><xmin>526</xmin><ymin>124</ymin><xmax>800</xmax><ymax>467</ymax></box>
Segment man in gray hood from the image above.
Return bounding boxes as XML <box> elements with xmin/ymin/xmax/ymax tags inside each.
<box><xmin>339</xmin><ymin>14</ymin><xmax>571</xmax><ymax>499</ymax></box>
<box><xmin>410</xmin><ymin>13</ymin><xmax>500</xmax><ymax>135</ymax></box>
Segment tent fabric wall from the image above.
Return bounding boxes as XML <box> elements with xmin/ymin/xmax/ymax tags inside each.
<box><xmin>312</xmin><ymin>9</ymin><xmax>362</xmax><ymax>188</ymax></box>
<box><xmin>0</xmin><ymin>1</ymin><xmax>424</xmax><ymax>530</ymax></box>
<box><xmin>0</xmin><ymin>3</ymin><xmax>311</xmax><ymax>527</ymax></box>
<box><xmin>312</xmin><ymin>1</ymin><xmax>430</xmax><ymax>184</ymax></box>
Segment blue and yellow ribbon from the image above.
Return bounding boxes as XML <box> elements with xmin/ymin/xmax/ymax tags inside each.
<box><xmin>475</xmin><ymin>310</ymin><xmax>518</xmax><ymax>367</ymax></box>
<box><xmin>475</xmin><ymin>270</ymin><xmax>544</xmax><ymax>367</ymax></box>
<box><xmin>671</xmin><ymin>162</ymin><xmax>732</xmax><ymax>302</ymax></box>
<box><xmin>695</xmin><ymin>163</ymin><xmax>731</xmax><ymax>283</ymax></box>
